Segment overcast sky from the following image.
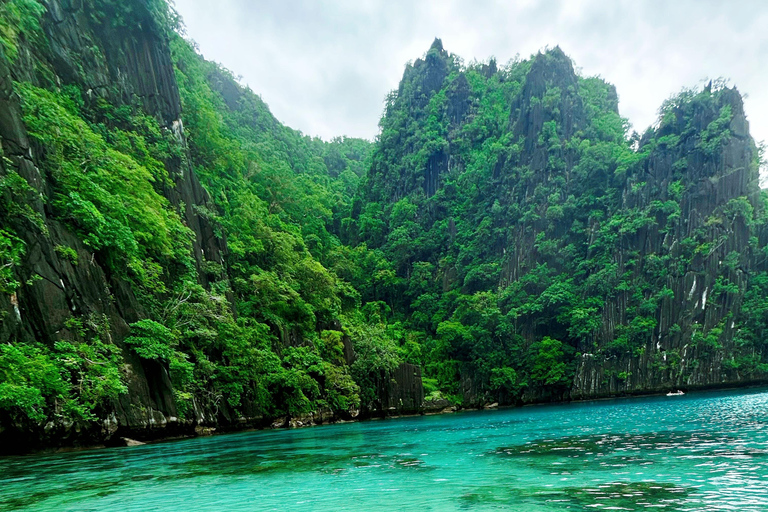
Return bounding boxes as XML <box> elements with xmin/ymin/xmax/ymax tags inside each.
<box><xmin>173</xmin><ymin>0</ymin><xmax>768</xmax><ymax>151</ymax></box>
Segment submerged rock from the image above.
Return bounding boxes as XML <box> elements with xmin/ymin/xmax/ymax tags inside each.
<box><xmin>194</xmin><ymin>427</ymin><xmax>216</xmax><ymax>437</ymax></box>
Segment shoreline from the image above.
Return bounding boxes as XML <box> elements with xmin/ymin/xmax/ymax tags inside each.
<box><xmin>9</xmin><ymin>381</ymin><xmax>768</xmax><ymax>458</ymax></box>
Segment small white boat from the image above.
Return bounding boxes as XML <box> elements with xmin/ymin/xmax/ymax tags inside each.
<box><xmin>666</xmin><ymin>390</ymin><xmax>685</xmax><ymax>396</ymax></box>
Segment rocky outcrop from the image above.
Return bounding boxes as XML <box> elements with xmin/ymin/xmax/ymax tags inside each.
<box><xmin>362</xmin><ymin>42</ymin><xmax>766</xmax><ymax>409</ymax></box>
<box><xmin>380</xmin><ymin>363</ymin><xmax>424</xmax><ymax>415</ymax></box>
<box><xmin>510</xmin><ymin>46</ymin><xmax>585</xmax><ymax>162</ymax></box>
<box><xmin>39</xmin><ymin>0</ymin><xmax>227</xmax><ymax>285</ymax></box>
<box><xmin>0</xmin><ymin>46</ymin><xmax>181</xmax><ymax>451</ymax></box>
<box><xmin>572</xmin><ymin>86</ymin><xmax>764</xmax><ymax>399</ymax></box>
<box><xmin>0</xmin><ymin>0</ymin><xmax>227</xmax><ymax>452</ymax></box>
<box><xmin>400</xmin><ymin>38</ymin><xmax>449</xmax><ymax>100</ymax></box>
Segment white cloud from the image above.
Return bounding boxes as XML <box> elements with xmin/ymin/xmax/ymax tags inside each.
<box><xmin>173</xmin><ymin>0</ymin><xmax>768</xmax><ymax>151</ymax></box>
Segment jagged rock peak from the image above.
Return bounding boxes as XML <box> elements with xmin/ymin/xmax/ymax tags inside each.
<box><xmin>399</xmin><ymin>37</ymin><xmax>451</xmax><ymax>96</ymax></box>
<box><xmin>652</xmin><ymin>84</ymin><xmax>751</xmax><ymax>144</ymax></box>
<box><xmin>539</xmin><ymin>45</ymin><xmax>570</xmax><ymax>62</ymax></box>
<box><xmin>510</xmin><ymin>46</ymin><xmax>585</xmax><ymax>150</ymax></box>
<box><xmin>429</xmin><ymin>37</ymin><xmax>445</xmax><ymax>53</ymax></box>
<box><xmin>527</xmin><ymin>45</ymin><xmax>578</xmax><ymax>93</ymax></box>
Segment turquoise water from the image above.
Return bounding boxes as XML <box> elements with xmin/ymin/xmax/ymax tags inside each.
<box><xmin>3</xmin><ymin>389</ymin><xmax>768</xmax><ymax>511</ymax></box>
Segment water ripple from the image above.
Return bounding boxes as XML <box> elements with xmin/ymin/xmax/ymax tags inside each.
<box><xmin>1</xmin><ymin>388</ymin><xmax>767</xmax><ymax>511</ymax></box>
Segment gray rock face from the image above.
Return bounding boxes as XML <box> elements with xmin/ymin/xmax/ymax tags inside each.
<box><xmin>381</xmin><ymin>363</ymin><xmax>425</xmax><ymax>415</ymax></box>
<box><xmin>39</xmin><ymin>0</ymin><xmax>227</xmax><ymax>287</ymax></box>
<box><xmin>365</xmin><ymin>43</ymin><xmax>766</xmax><ymax>409</ymax></box>
<box><xmin>511</xmin><ymin>46</ymin><xmax>585</xmax><ymax>161</ymax></box>
<box><xmin>571</xmin><ymin>88</ymin><xmax>764</xmax><ymax>399</ymax></box>
<box><xmin>0</xmin><ymin>0</ymin><xmax>226</xmax><ymax>451</ymax></box>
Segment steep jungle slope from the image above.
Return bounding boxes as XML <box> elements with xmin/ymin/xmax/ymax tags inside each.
<box><xmin>0</xmin><ymin>0</ymin><xmax>401</xmax><ymax>454</ymax></box>
<box><xmin>350</xmin><ymin>39</ymin><xmax>768</xmax><ymax>405</ymax></box>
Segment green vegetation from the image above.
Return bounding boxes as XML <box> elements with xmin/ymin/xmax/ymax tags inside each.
<box><xmin>0</xmin><ymin>0</ymin><xmax>766</xmax><ymax>440</ymax></box>
<box><xmin>0</xmin><ymin>316</ymin><xmax>126</xmax><ymax>425</ymax></box>
<box><xmin>18</xmin><ymin>83</ymin><xmax>195</xmax><ymax>292</ymax></box>
<box><xmin>0</xmin><ymin>0</ymin><xmax>45</xmax><ymax>62</ymax></box>
<box><xmin>343</xmin><ymin>42</ymin><xmax>766</xmax><ymax>404</ymax></box>
<box><xmin>0</xmin><ymin>0</ymin><xmax>374</xmax><ymax>431</ymax></box>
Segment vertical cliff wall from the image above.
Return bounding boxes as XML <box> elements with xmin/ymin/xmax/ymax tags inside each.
<box><xmin>358</xmin><ymin>42</ymin><xmax>767</xmax><ymax>406</ymax></box>
<box><xmin>572</xmin><ymin>86</ymin><xmax>764</xmax><ymax>398</ymax></box>
<box><xmin>0</xmin><ymin>0</ymin><xmax>229</xmax><ymax>449</ymax></box>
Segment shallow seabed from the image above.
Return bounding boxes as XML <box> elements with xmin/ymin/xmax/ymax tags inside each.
<box><xmin>3</xmin><ymin>388</ymin><xmax>768</xmax><ymax>511</ymax></box>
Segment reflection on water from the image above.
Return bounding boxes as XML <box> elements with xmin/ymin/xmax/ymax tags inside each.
<box><xmin>2</xmin><ymin>388</ymin><xmax>768</xmax><ymax>511</ymax></box>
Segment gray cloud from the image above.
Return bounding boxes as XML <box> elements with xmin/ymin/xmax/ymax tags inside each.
<box><xmin>173</xmin><ymin>0</ymin><xmax>768</xmax><ymax>152</ymax></box>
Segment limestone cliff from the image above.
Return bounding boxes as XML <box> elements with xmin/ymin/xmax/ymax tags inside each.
<box><xmin>358</xmin><ymin>43</ymin><xmax>766</xmax><ymax>407</ymax></box>
<box><xmin>0</xmin><ymin>0</ymin><xmax>415</xmax><ymax>454</ymax></box>
<box><xmin>0</xmin><ymin>0</ymin><xmax>227</xmax><ymax>451</ymax></box>
<box><xmin>572</xmin><ymin>86</ymin><xmax>763</xmax><ymax>398</ymax></box>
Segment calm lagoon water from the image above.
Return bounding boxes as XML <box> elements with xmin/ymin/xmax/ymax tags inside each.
<box><xmin>3</xmin><ymin>388</ymin><xmax>768</xmax><ymax>511</ymax></box>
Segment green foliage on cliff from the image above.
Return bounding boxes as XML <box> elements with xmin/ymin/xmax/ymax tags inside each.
<box><xmin>3</xmin><ymin>74</ymin><xmax>372</xmax><ymax>428</ymax></box>
<box><xmin>0</xmin><ymin>318</ymin><xmax>126</xmax><ymax>426</ymax></box>
<box><xmin>18</xmin><ymin>83</ymin><xmax>196</xmax><ymax>294</ymax></box>
<box><xmin>0</xmin><ymin>229</ymin><xmax>25</xmax><ymax>293</ymax></box>
<box><xmin>0</xmin><ymin>0</ymin><xmax>45</xmax><ymax>62</ymax></box>
<box><xmin>1</xmin><ymin>0</ymin><xmax>767</xmax><ymax>438</ymax></box>
<box><xmin>0</xmin><ymin>0</ymin><xmax>376</xmax><ymax>431</ymax></box>
<box><xmin>166</xmin><ymin>34</ymin><xmax>377</xmax><ymax>418</ymax></box>
<box><xmin>344</xmin><ymin>42</ymin><xmax>766</xmax><ymax>404</ymax></box>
